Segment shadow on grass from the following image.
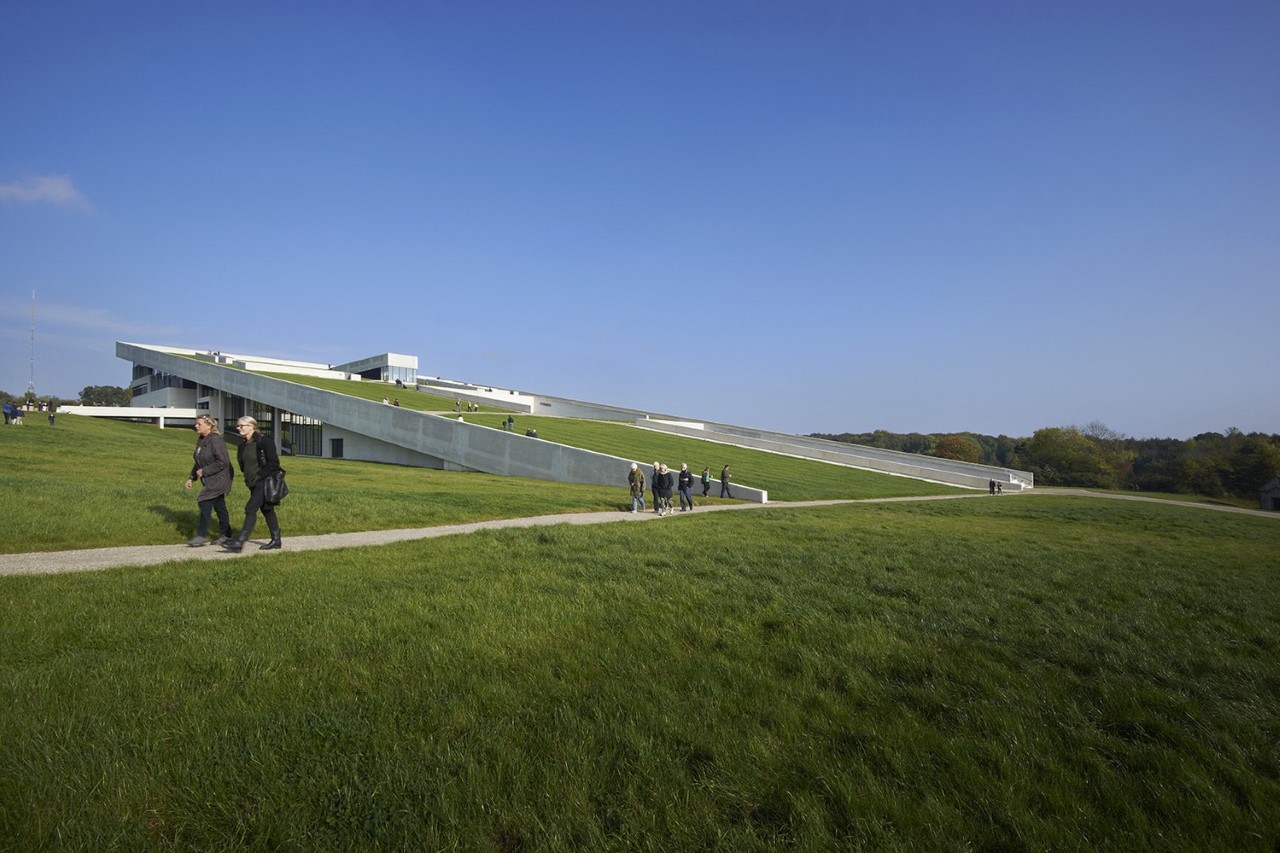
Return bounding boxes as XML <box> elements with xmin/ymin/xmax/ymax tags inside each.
<box><xmin>150</xmin><ymin>503</ymin><xmax>197</xmax><ymax>538</ymax></box>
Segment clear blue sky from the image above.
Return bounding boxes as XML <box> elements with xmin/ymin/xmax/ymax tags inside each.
<box><xmin>2</xmin><ymin>1</ymin><xmax>1276</xmax><ymax>439</ymax></box>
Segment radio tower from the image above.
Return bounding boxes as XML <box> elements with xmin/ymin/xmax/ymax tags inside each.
<box><xmin>27</xmin><ymin>290</ymin><xmax>36</xmax><ymax>397</ymax></box>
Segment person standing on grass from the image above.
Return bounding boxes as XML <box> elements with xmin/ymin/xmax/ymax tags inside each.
<box><xmin>628</xmin><ymin>462</ymin><xmax>646</xmax><ymax>513</ymax></box>
<box><xmin>678</xmin><ymin>463</ymin><xmax>694</xmax><ymax>511</ymax></box>
<box><xmin>720</xmin><ymin>464</ymin><xmax>733</xmax><ymax>498</ymax></box>
<box><xmin>701</xmin><ymin>465</ymin><xmax>712</xmax><ymax>497</ymax></box>
<box><xmin>223</xmin><ymin>416</ymin><xmax>284</xmax><ymax>552</ymax></box>
<box><xmin>184</xmin><ymin>414</ymin><xmax>235</xmax><ymax>547</ymax></box>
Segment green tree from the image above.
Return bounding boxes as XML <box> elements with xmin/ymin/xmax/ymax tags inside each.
<box><xmin>1129</xmin><ymin>438</ymin><xmax>1184</xmax><ymax>492</ymax></box>
<box><xmin>1177</xmin><ymin>433</ymin><xmax>1235</xmax><ymax>497</ymax></box>
<box><xmin>79</xmin><ymin>385</ymin><xmax>132</xmax><ymax>406</ymax></box>
<box><xmin>932</xmin><ymin>434</ymin><xmax>982</xmax><ymax>463</ymax></box>
<box><xmin>1225</xmin><ymin>434</ymin><xmax>1280</xmax><ymax>496</ymax></box>
<box><xmin>1016</xmin><ymin>427</ymin><xmax>1115</xmax><ymax>488</ymax></box>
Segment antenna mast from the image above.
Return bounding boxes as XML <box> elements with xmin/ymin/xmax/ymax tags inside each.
<box><xmin>27</xmin><ymin>290</ymin><xmax>36</xmax><ymax>397</ymax></box>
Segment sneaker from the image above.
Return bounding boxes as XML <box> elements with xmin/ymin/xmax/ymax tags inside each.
<box><xmin>212</xmin><ymin>535</ymin><xmax>230</xmax><ymax>546</ymax></box>
<box><xmin>187</xmin><ymin>536</ymin><xmax>208</xmax><ymax>547</ymax></box>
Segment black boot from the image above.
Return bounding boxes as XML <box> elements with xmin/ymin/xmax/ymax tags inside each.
<box><xmin>260</xmin><ymin>519</ymin><xmax>282</xmax><ymax>550</ymax></box>
<box><xmin>222</xmin><ymin>532</ymin><xmax>249</xmax><ymax>552</ymax></box>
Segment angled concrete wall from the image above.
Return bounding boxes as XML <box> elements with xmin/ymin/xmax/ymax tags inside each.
<box><xmin>640</xmin><ymin>420</ymin><xmax>1034</xmax><ymax>491</ymax></box>
<box><xmin>116</xmin><ymin>342</ymin><xmax>769</xmax><ymax>502</ymax></box>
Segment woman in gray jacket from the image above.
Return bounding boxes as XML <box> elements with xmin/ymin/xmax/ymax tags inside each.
<box><xmin>184</xmin><ymin>414</ymin><xmax>235</xmax><ymax>546</ymax></box>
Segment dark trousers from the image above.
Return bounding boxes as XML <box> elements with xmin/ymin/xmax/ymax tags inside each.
<box><xmin>679</xmin><ymin>487</ymin><xmax>693</xmax><ymax>509</ymax></box>
<box><xmin>197</xmin><ymin>495</ymin><xmax>233</xmax><ymax>538</ymax></box>
<box><xmin>720</xmin><ymin>480</ymin><xmax>732</xmax><ymax>498</ymax></box>
<box><xmin>238</xmin><ymin>483</ymin><xmax>281</xmax><ymax>541</ymax></box>
<box><xmin>701</xmin><ymin>481</ymin><xmax>710</xmax><ymax>496</ymax></box>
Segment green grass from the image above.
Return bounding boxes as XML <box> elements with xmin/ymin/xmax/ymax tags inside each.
<box><xmin>265</xmin><ymin>370</ymin><xmax>969</xmax><ymax>502</ymax></box>
<box><xmin>1</xmin><ymin>495</ymin><xmax>1277</xmax><ymax>849</ymax></box>
<box><xmin>453</xmin><ymin>412</ymin><xmax>964</xmax><ymax>503</ymax></box>
<box><xmin>1052</xmin><ymin>486</ymin><xmax>1260</xmax><ymax>510</ymax></box>
<box><xmin>0</xmin><ymin>415</ymin><xmax>625</xmax><ymax>553</ymax></box>
<box><xmin>0</xmin><ymin>416</ymin><xmax>964</xmax><ymax>553</ymax></box>
<box><xmin>260</xmin><ymin>372</ymin><xmax>507</xmax><ymax>413</ymax></box>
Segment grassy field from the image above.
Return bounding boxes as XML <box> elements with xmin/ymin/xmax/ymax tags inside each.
<box><xmin>1</xmin><ymin>417</ymin><xmax>1277</xmax><ymax>849</ymax></box>
<box><xmin>0</xmin><ymin>416</ymin><xmax>963</xmax><ymax>554</ymax></box>
<box><xmin>262</xmin><ymin>371</ymin><xmax>971</xmax><ymax>502</ymax></box>
<box><xmin>1074</xmin><ymin>487</ymin><xmax>1259</xmax><ymax>510</ymax></box>
<box><xmin>260</xmin><ymin>372</ymin><xmax>508</xmax><ymax>413</ymax></box>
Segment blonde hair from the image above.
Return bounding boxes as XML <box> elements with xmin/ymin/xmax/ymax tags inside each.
<box><xmin>236</xmin><ymin>416</ymin><xmax>258</xmax><ymax>433</ymax></box>
<box><xmin>196</xmin><ymin>414</ymin><xmax>221</xmax><ymax>434</ymax></box>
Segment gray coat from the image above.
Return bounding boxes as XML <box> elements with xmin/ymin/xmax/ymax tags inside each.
<box><xmin>190</xmin><ymin>433</ymin><xmax>233</xmax><ymax>501</ymax></box>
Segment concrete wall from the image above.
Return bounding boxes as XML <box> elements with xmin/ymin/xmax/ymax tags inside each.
<box><xmin>531</xmin><ymin>394</ymin><xmax>651</xmax><ymax>421</ymax></box>
<box><xmin>640</xmin><ymin>420</ymin><xmax>1034</xmax><ymax>491</ymax></box>
<box><xmin>117</xmin><ymin>342</ymin><xmax>769</xmax><ymax>502</ymax></box>
<box><xmin>60</xmin><ymin>405</ymin><xmax>199</xmax><ymax>428</ymax></box>
<box><xmin>335</xmin><ymin>352</ymin><xmax>418</xmax><ymax>376</ymax></box>
<box><xmin>323</xmin><ymin>424</ymin><xmax>458</xmax><ymax>469</ymax></box>
<box><xmin>132</xmin><ymin>387</ymin><xmax>199</xmax><ymax>409</ymax></box>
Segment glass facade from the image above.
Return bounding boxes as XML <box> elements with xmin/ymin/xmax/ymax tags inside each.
<box><xmin>385</xmin><ymin>365</ymin><xmax>417</xmax><ymax>385</ymax></box>
<box><xmin>280</xmin><ymin>412</ymin><xmax>323</xmax><ymax>457</ymax></box>
<box><xmin>221</xmin><ymin>395</ymin><xmax>324</xmax><ymax>458</ymax></box>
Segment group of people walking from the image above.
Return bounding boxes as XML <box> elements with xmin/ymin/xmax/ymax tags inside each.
<box><xmin>628</xmin><ymin>462</ymin><xmax>733</xmax><ymax>515</ymax></box>
<box><xmin>185</xmin><ymin>415</ymin><xmax>284</xmax><ymax>552</ymax></box>
<box><xmin>190</xmin><ymin>414</ymin><xmax>741</xmax><ymax>546</ymax></box>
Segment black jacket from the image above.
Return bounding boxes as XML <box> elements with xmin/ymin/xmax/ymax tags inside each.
<box><xmin>238</xmin><ymin>431</ymin><xmax>281</xmax><ymax>489</ymax></box>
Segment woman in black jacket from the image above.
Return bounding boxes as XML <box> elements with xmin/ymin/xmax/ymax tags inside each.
<box><xmin>223</xmin><ymin>415</ymin><xmax>284</xmax><ymax>551</ymax></box>
<box><xmin>656</xmin><ymin>463</ymin><xmax>675</xmax><ymax>517</ymax></box>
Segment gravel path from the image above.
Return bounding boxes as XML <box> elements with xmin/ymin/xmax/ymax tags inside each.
<box><xmin>1</xmin><ymin>490</ymin><xmax>1272</xmax><ymax>577</ymax></box>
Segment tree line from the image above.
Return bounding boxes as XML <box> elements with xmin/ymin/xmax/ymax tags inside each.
<box><xmin>811</xmin><ymin>423</ymin><xmax>1280</xmax><ymax>499</ymax></box>
<box><xmin>6</xmin><ymin>385</ymin><xmax>1274</xmax><ymax>499</ymax></box>
<box><xmin>0</xmin><ymin>385</ymin><xmax>133</xmax><ymax>411</ymax></box>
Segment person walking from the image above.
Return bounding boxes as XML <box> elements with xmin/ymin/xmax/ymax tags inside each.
<box><xmin>656</xmin><ymin>463</ymin><xmax>675</xmax><ymax>516</ymax></box>
<box><xmin>628</xmin><ymin>462</ymin><xmax>646</xmax><ymax>513</ymax></box>
<box><xmin>720</xmin><ymin>464</ymin><xmax>733</xmax><ymax>498</ymax></box>
<box><xmin>184</xmin><ymin>414</ymin><xmax>235</xmax><ymax>546</ymax></box>
<box><xmin>700</xmin><ymin>465</ymin><xmax>712</xmax><ymax>497</ymax></box>
<box><xmin>651</xmin><ymin>461</ymin><xmax>661</xmax><ymax>514</ymax></box>
<box><xmin>677</xmin><ymin>463</ymin><xmax>694</xmax><ymax>511</ymax></box>
<box><xmin>223</xmin><ymin>416</ymin><xmax>284</xmax><ymax>551</ymax></box>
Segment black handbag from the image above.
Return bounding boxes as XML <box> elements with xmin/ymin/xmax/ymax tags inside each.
<box><xmin>263</xmin><ymin>469</ymin><xmax>289</xmax><ymax>504</ymax></box>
